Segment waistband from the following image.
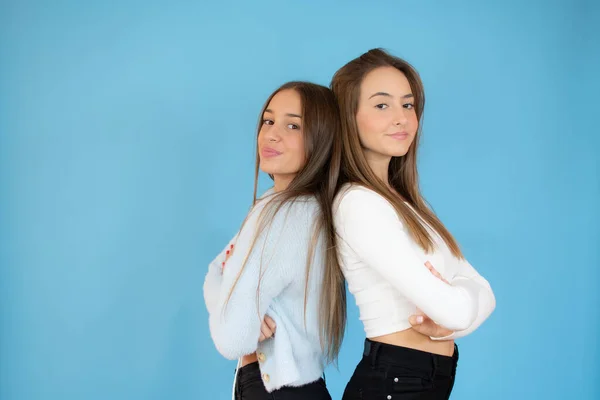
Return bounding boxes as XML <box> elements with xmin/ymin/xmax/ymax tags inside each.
<box><xmin>235</xmin><ymin>361</ymin><xmax>327</xmax><ymax>390</ymax></box>
<box><xmin>363</xmin><ymin>339</ymin><xmax>459</xmax><ymax>377</ymax></box>
<box><xmin>235</xmin><ymin>361</ymin><xmax>262</xmax><ymax>387</ymax></box>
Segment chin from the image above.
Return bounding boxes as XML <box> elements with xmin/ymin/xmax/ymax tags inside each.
<box><xmin>383</xmin><ymin>146</ymin><xmax>411</xmax><ymax>158</ymax></box>
<box><xmin>260</xmin><ymin>163</ymin><xmax>284</xmax><ymax>176</ymax></box>
<box><xmin>259</xmin><ymin>165</ymin><xmax>276</xmax><ymax>175</ymax></box>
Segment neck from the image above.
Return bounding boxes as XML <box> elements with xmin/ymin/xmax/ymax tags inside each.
<box><xmin>273</xmin><ymin>174</ymin><xmax>295</xmax><ymax>192</ymax></box>
<box><xmin>364</xmin><ymin>150</ymin><xmax>392</xmax><ymax>187</ymax></box>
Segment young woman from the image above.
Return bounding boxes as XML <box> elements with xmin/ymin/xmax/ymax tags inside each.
<box><xmin>203</xmin><ymin>82</ymin><xmax>346</xmax><ymax>400</ymax></box>
<box><xmin>331</xmin><ymin>49</ymin><xmax>496</xmax><ymax>399</ymax></box>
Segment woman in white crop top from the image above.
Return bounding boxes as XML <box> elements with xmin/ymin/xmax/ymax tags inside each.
<box><xmin>330</xmin><ymin>49</ymin><xmax>496</xmax><ymax>400</ymax></box>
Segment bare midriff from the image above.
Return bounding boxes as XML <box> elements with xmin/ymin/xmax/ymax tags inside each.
<box><xmin>370</xmin><ymin>328</ymin><xmax>455</xmax><ymax>357</ymax></box>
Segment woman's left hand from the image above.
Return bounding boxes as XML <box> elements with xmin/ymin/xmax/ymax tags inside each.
<box><xmin>259</xmin><ymin>315</ymin><xmax>276</xmax><ymax>342</ymax></box>
<box><xmin>409</xmin><ymin>310</ymin><xmax>454</xmax><ymax>338</ymax></box>
<box><xmin>221</xmin><ymin>244</ymin><xmax>235</xmax><ymax>269</ymax></box>
<box><xmin>409</xmin><ymin>261</ymin><xmax>454</xmax><ymax>339</ymax></box>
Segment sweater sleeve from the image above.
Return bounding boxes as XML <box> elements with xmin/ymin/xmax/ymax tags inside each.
<box><xmin>334</xmin><ymin>187</ymin><xmax>479</xmax><ymax>331</ymax></box>
<box><xmin>430</xmin><ymin>257</ymin><xmax>496</xmax><ymax>340</ymax></box>
<box><xmin>203</xmin><ymin>233</ymin><xmax>238</xmax><ymax>316</ymax></box>
<box><xmin>206</xmin><ymin>198</ymin><xmax>317</xmax><ymax>360</ymax></box>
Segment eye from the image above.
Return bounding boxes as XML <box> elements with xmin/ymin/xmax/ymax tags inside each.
<box><xmin>403</xmin><ymin>103</ymin><xmax>415</xmax><ymax>110</ymax></box>
<box><xmin>287</xmin><ymin>124</ymin><xmax>300</xmax><ymax>130</ymax></box>
<box><xmin>262</xmin><ymin>119</ymin><xmax>274</xmax><ymax>125</ymax></box>
<box><xmin>375</xmin><ymin>104</ymin><xmax>388</xmax><ymax>110</ymax></box>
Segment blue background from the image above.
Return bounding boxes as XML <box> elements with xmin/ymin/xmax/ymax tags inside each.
<box><xmin>1</xmin><ymin>1</ymin><xmax>598</xmax><ymax>399</ymax></box>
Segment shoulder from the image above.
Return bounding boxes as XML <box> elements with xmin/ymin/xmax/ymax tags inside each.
<box><xmin>253</xmin><ymin>193</ymin><xmax>320</xmax><ymax>231</ymax></box>
<box><xmin>334</xmin><ymin>183</ymin><xmax>393</xmax><ymax>214</ymax></box>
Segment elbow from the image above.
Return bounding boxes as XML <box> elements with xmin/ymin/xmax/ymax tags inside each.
<box><xmin>485</xmin><ymin>289</ymin><xmax>497</xmax><ymax>319</ymax></box>
<box><xmin>209</xmin><ymin>317</ymin><xmax>257</xmax><ymax>360</ymax></box>
<box><xmin>447</xmin><ymin>310</ymin><xmax>475</xmax><ymax>331</ymax></box>
<box><xmin>437</xmin><ymin>294</ymin><xmax>479</xmax><ymax>331</ymax></box>
<box><xmin>213</xmin><ymin>336</ymin><xmax>246</xmax><ymax>360</ymax></box>
<box><xmin>450</xmin><ymin>285</ymin><xmax>497</xmax><ymax>331</ymax></box>
<box><xmin>447</xmin><ymin>279</ymin><xmax>486</xmax><ymax>329</ymax></box>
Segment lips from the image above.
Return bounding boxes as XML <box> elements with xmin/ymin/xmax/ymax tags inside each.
<box><xmin>388</xmin><ymin>132</ymin><xmax>409</xmax><ymax>140</ymax></box>
<box><xmin>261</xmin><ymin>147</ymin><xmax>282</xmax><ymax>158</ymax></box>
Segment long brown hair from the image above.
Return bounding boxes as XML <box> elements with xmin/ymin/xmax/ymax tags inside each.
<box><xmin>330</xmin><ymin>48</ymin><xmax>463</xmax><ymax>258</ymax></box>
<box><xmin>228</xmin><ymin>82</ymin><xmax>346</xmax><ymax>363</ymax></box>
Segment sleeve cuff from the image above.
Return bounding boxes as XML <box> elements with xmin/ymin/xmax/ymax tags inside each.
<box><xmin>452</xmin><ymin>276</ymin><xmax>481</xmax><ymax>319</ymax></box>
<box><xmin>430</xmin><ymin>331</ymin><xmax>457</xmax><ymax>341</ymax></box>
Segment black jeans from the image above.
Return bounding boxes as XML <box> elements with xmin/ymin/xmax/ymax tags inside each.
<box><xmin>342</xmin><ymin>339</ymin><xmax>459</xmax><ymax>400</ymax></box>
<box><xmin>234</xmin><ymin>362</ymin><xmax>332</xmax><ymax>400</ymax></box>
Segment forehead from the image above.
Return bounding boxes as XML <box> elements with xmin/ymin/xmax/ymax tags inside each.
<box><xmin>267</xmin><ymin>89</ymin><xmax>302</xmax><ymax>112</ymax></box>
<box><xmin>360</xmin><ymin>66</ymin><xmax>412</xmax><ymax>98</ymax></box>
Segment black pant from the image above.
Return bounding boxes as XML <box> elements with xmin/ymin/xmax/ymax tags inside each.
<box><xmin>342</xmin><ymin>339</ymin><xmax>459</xmax><ymax>400</ymax></box>
<box><xmin>234</xmin><ymin>361</ymin><xmax>332</xmax><ymax>400</ymax></box>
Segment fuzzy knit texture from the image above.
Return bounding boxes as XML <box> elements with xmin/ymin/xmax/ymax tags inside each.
<box><xmin>334</xmin><ymin>184</ymin><xmax>496</xmax><ymax>340</ymax></box>
<box><xmin>203</xmin><ymin>192</ymin><xmax>327</xmax><ymax>392</ymax></box>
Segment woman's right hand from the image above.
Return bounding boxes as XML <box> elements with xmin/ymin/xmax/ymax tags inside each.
<box><xmin>424</xmin><ymin>261</ymin><xmax>449</xmax><ymax>284</ymax></box>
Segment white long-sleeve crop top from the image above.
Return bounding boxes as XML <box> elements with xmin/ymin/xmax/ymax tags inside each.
<box><xmin>333</xmin><ymin>184</ymin><xmax>496</xmax><ymax>340</ymax></box>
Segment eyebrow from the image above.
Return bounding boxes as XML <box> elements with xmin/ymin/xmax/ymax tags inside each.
<box><xmin>368</xmin><ymin>92</ymin><xmax>414</xmax><ymax>100</ymax></box>
<box><xmin>264</xmin><ymin>109</ymin><xmax>302</xmax><ymax>118</ymax></box>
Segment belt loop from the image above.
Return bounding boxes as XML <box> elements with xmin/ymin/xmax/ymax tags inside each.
<box><xmin>452</xmin><ymin>344</ymin><xmax>459</xmax><ymax>376</ymax></box>
<box><xmin>363</xmin><ymin>340</ymin><xmax>371</xmax><ymax>357</ymax></box>
<box><xmin>430</xmin><ymin>353</ymin><xmax>438</xmax><ymax>380</ymax></box>
<box><xmin>369</xmin><ymin>341</ymin><xmax>381</xmax><ymax>368</ymax></box>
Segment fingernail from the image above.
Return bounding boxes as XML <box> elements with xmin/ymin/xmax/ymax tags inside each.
<box><xmin>221</xmin><ymin>261</ymin><xmax>225</xmax><ymax>267</ymax></box>
<box><xmin>416</xmin><ymin>316</ymin><xmax>424</xmax><ymax>324</ymax></box>
<box><xmin>226</xmin><ymin>250</ymin><xmax>230</xmax><ymax>255</ymax></box>
<box><xmin>230</xmin><ymin>244</ymin><xmax>234</xmax><ymax>249</ymax></box>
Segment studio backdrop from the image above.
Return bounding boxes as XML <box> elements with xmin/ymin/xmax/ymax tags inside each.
<box><xmin>1</xmin><ymin>1</ymin><xmax>598</xmax><ymax>399</ymax></box>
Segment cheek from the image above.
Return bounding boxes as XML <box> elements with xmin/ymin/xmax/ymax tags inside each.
<box><xmin>286</xmin><ymin>135</ymin><xmax>306</xmax><ymax>167</ymax></box>
<box><xmin>257</xmin><ymin>127</ymin><xmax>266</xmax><ymax>144</ymax></box>
<box><xmin>357</xmin><ymin>109</ymin><xmax>384</xmax><ymax>142</ymax></box>
<box><xmin>408</xmin><ymin>113</ymin><xmax>419</xmax><ymax>132</ymax></box>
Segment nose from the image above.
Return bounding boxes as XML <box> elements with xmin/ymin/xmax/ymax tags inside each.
<box><xmin>393</xmin><ymin>107</ymin><xmax>409</xmax><ymax>126</ymax></box>
<box><xmin>265</xmin><ymin>125</ymin><xmax>281</xmax><ymax>142</ymax></box>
